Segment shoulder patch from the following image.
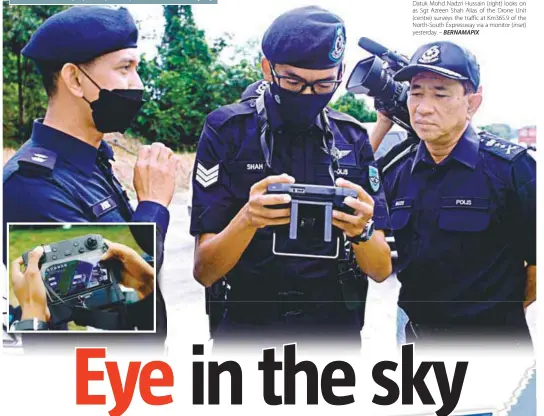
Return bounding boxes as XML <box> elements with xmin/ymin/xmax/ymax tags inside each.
<box><xmin>18</xmin><ymin>147</ymin><xmax>57</xmax><ymax>171</ymax></box>
<box><xmin>206</xmin><ymin>101</ymin><xmax>256</xmax><ymax>130</ymax></box>
<box><xmin>382</xmin><ymin>143</ymin><xmax>418</xmax><ymax>174</ymax></box>
<box><xmin>326</xmin><ymin>109</ymin><xmax>368</xmax><ymax>133</ymax></box>
<box><xmin>478</xmin><ymin>131</ymin><xmax>526</xmax><ymax>161</ymax></box>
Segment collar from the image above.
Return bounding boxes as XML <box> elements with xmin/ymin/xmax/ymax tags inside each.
<box><xmin>411</xmin><ymin>125</ymin><xmax>480</xmax><ymax>174</ymax></box>
<box><xmin>264</xmin><ymin>88</ymin><xmax>324</xmax><ymax>134</ymax></box>
<box><xmin>29</xmin><ymin>119</ymin><xmax>114</xmax><ymax>174</ymax></box>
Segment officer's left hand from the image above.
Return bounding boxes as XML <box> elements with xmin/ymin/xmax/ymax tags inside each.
<box><xmin>11</xmin><ymin>246</ymin><xmax>50</xmax><ymax>322</ymax></box>
<box><xmin>332</xmin><ymin>177</ymin><xmax>374</xmax><ymax>238</ymax></box>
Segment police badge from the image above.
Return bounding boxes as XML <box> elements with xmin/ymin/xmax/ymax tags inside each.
<box><xmin>369</xmin><ymin>165</ymin><xmax>380</xmax><ymax>193</ymax></box>
<box><xmin>329</xmin><ymin>24</ymin><xmax>346</xmax><ymax>63</ymax></box>
<box><xmin>418</xmin><ymin>45</ymin><xmax>441</xmax><ymax>64</ymax></box>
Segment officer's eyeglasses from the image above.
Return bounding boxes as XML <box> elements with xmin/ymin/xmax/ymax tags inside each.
<box><xmin>270</xmin><ymin>63</ymin><xmax>343</xmax><ymax>95</ymax></box>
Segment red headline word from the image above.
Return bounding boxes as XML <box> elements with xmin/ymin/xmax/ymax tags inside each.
<box><xmin>76</xmin><ymin>348</ymin><xmax>174</xmax><ymax>416</ymax></box>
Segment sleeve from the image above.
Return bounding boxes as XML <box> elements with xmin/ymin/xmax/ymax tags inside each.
<box><xmin>511</xmin><ymin>153</ymin><xmax>536</xmax><ymax>265</ymax></box>
<box><xmin>189</xmin><ymin>120</ymin><xmax>239</xmax><ymax>236</ymax></box>
<box><xmin>133</xmin><ymin>201</ymin><xmax>170</xmax><ymax>240</ymax></box>
<box><xmin>357</xmin><ymin>132</ymin><xmax>391</xmax><ymax>231</ymax></box>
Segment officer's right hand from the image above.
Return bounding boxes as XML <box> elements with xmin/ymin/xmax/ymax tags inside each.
<box><xmin>133</xmin><ymin>142</ymin><xmax>180</xmax><ymax>208</ymax></box>
<box><xmin>243</xmin><ymin>174</ymin><xmax>295</xmax><ymax>229</ymax></box>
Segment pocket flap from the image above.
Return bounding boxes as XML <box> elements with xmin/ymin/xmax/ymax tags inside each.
<box><xmin>439</xmin><ymin>198</ymin><xmax>491</xmax><ymax>232</ymax></box>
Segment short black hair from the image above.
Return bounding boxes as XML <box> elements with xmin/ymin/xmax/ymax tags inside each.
<box><xmin>462</xmin><ymin>80</ymin><xmax>476</xmax><ymax>95</ymax></box>
<box><xmin>35</xmin><ymin>58</ymin><xmax>97</xmax><ymax>98</ymax></box>
<box><xmin>35</xmin><ymin>61</ymin><xmax>64</xmax><ymax>98</ymax></box>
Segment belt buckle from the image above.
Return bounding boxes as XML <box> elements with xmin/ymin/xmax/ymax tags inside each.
<box><xmin>277</xmin><ymin>290</ymin><xmax>305</xmax><ymax>319</ymax></box>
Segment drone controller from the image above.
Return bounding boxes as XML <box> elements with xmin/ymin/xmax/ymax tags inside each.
<box><xmin>22</xmin><ymin>234</ymin><xmax>124</xmax><ymax>309</ymax></box>
<box><xmin>266</xmin><ymin>184</ymin><xmax>358</xmax><ymax>259</ymax></box>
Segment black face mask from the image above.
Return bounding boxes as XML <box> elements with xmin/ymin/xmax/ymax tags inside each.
<box><xmin>270</xmin><ymin>82</ymin><xmax>334</xmax><ymax>131</ymax></box>
<box><xmin>78</xmin><ymin>66</ymin><xmax>144</xmax><ymax>134</ymax></box>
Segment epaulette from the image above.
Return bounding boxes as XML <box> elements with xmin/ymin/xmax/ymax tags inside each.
<box><xmin>3</xmin><ymin>145</ymin><xmax>57</xmax><ymax>183</ymax></box>
<box><xmin>205</xmin><ymin>101</ymin><xmax>256</xmax><ymax>130</ymax></box>
<box><xmin>478</xmin><ymin>131</ymin><xmax>527</xmax><ymax>161</ymax></box>
<box><xmin>382</xmin><ymin>143</ymin><xmax>418</xmax><ymax>174</ymax></box>
<box><xmin>326</xmin><ymin>108</ymin><xmax>368</xmax><ymax>133</ymax></box>
<box><xmin>17</xmin><ymin>146</ymin><xmax>57</xmax><ymax>171</ymax></box>
<box><xmin>239</xmin><ymin>80</ymin><xmax>268</xmax><ymax>103</ymax></box>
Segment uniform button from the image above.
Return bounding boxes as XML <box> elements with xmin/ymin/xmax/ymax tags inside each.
<box><xmin>249</xmin><ymin>100</ymin><xmax>256</xmax><ymax>108</ymax></box>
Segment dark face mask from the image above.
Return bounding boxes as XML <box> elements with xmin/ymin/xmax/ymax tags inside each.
<box><xmin>79</xmin><ymin>67</ymin><xmax>144</xmax><ymax>134</ymax></box>
<box><xmin>270</xmin><ymin>82</ymin><xmax>334</xmax><ymax>131</ymax></box>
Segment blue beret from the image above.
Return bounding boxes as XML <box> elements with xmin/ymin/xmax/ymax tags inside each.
<box><xmin>22</xmin><ymin>6</ymin><xmax>138</xmax><ymax>64</ymax></box>
<box><xmin>262</xmin><ymin>6</ymin><xmax>346</xmax><ymax>70</ymax></box>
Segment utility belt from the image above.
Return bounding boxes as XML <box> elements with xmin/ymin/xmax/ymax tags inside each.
<box><xmin>223</xmin><ymin>260</ymin><xmax>367</xmax><ymax>325</ymax></box>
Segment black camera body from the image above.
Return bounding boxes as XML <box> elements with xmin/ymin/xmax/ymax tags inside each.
<box><xmin>346</xmin><ymin>37</ymin><xmax>415</xmax><ymax>135</ymax></box>
<box><xmin>22</xmin><ymin>234</ymin><xmax>124</xmax><ymax>310</ymax></box>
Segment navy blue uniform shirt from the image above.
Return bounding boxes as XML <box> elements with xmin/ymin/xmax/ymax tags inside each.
<box><xmin>3</xmin><ymin>120</ymin><xmax>169</xmax><ymax>234</ymax></box>
<box><xmin>3</xmin><ymin>119</ymin><xmax>169</xmax><ymax>344</ymax></box>
<box><xmin>381</xmin><ymin>126</ymin><xmax>536</xmax><ymax>326</ymax></box>
<box><xmin>190</xmin><ymin>90</ymin><xmax>390</xmax><ymax>299</ymax></box>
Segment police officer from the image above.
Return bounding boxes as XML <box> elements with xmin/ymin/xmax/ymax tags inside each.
<box><xmin>3</xmin><ymin>6</ymin><xmax>177</xmax><ymax>352</ymax></box>
<box><xmin>372</xmin><ymin>41</ymin><xmax>536</xmax><ymax>347</ymax></box>
<box><xmin>190</xmin><ymin>6</ymin><xmax>392</xmax><ymax>352</ymax></box>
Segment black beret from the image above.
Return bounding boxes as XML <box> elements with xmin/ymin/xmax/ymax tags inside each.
<box><xmin>22</xmin><ymin>6</ymin><xmax>138</xmax><ymax>64</ymax></box>
<box><xmin>262</xmin><ymin>6</ymin><xmax>346</xmax><ymax>70</ymax></box>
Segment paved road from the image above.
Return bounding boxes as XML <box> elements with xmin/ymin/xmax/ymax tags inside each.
<box><xmin>159</xmin><ymin>191</ymin><xmax>537</xmax><ymax>352</ymax></box>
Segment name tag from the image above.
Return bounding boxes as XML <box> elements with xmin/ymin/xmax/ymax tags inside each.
<box><xmin>246</xmin><ymin>163</ymin><xmax>264</xmax><ymax>172</ymax></box>
<box><xmin>91</xmin><ymin>197</ymin><xmax>118</xmax><ymax>218</ymax></box>
<box><xmin>392</xmin><ymin>198</ymin><xmax>413</xmax><ymax>209</ymax></box>
<box><xmin>442</xmin><ymin>197</ymin><xmax>489</xmax><ymax>210</ymax></box>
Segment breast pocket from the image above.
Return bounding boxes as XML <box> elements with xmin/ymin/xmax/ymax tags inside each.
<box><xmin>225</xmin><ymin>161</ymin><xmax>267</xmax><ymax>199</ymax></box>
<box><xmin>438</xmin><ymin>197</ymin><xmax>491</xmax><ymax>232</ymax></box>
<box><xmin>390</xmin><ymin>197</ymin><xmax>414</xmax><ymax>231</ymax></box>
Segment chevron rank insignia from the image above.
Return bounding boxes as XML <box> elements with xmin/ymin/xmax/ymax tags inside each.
<box><xmin>195</xmin><ymin>162</ymin><xmax>219</xmax><ymax>189</ymax></box>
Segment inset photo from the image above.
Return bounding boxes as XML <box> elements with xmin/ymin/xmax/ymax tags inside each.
<box><xmin>7</xmin><ymin>223</ymin><xmax>156</xmax><ymax>333</ymax></box>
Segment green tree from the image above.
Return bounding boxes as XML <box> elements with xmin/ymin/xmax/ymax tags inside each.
<box><xmin>3</xmin><ymin>4</ymin><xmax>68</xmax><ymax>143</ymax></box>
<box><xmin>132</xmin><ymin>6</ymin><xmax>260</xmax><ymax>151</ymax></box>
<box><xmin>330</xmin><ymin>92</ymin><xmax>377</xmax><ymax>123</ymax></box>
<box><xmin>479</xmin><ymin>123</ymin><xmax>515</xmax><ymax>140</ymax></box>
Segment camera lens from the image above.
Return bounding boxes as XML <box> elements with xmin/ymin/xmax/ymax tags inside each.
<box><xmin>85</xmin><ymin>237</ymin><xmax>98</xmax><ymax>250</ymax></box>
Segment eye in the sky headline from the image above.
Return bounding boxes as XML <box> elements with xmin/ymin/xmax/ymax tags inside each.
<box><xmin>75</xmin><ymin>344</ymin><xmax>473</xmax><ymax>416</ymax></box>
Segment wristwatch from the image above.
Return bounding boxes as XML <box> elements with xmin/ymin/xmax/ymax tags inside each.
<box><xmin>11</xmin><ymin>317</ymin><xmax>49</xmax><ymax>331</ymax></box>
<box><xmin>347</xmin><ymin>218</ymin><xmax>375</xmax><ymax>245</ymax></box>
